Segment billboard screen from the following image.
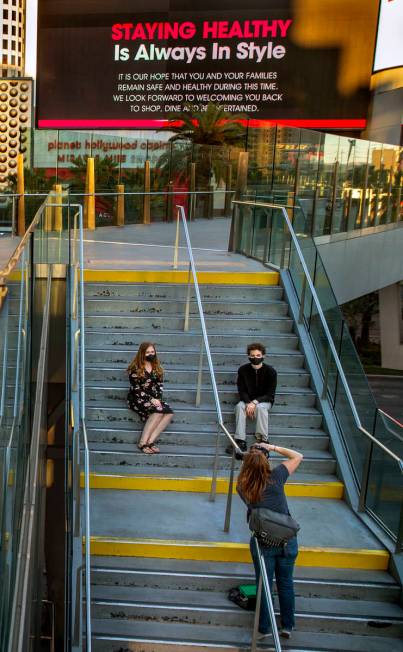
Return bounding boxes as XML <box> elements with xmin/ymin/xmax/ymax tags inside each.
<box><xmin>373</xmin><ymin>0</ymin><xmax>403</xmax><ymax>72</ymax></box>
<box><xmin>37</xmin><ymin>0</ymin><xmax>377</xmax><ymax>129</ymax></box>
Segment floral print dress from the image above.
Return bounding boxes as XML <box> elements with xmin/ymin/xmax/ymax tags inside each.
<box><xmin>127</xmin><ymin>368</ymin><xmax>173</xmax><ymax>422</ymax></box>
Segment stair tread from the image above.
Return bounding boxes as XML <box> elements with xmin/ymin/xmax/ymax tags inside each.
<box><xmin>86</xmin><ymin>383</ymin><xmax>315</xmax><ymax>395</ymax></box>
<box><xmin>88</xmin><ymin>490</ymin><xmax>384</xmax><ymax>551</ymax></box>
<box><xmin>91</xmin><ymin>584</ymin><xmax>403</xmax><ymax>620</ymax></box>
<box><xmin>86</xmin><ymin>404</ymin><xmax>321</xmax><ymax>415</ymax></box>
<box><xmin>87</xmin><ymin>443</ymin><xmax>335</xmax><ymax>460</ymax></box>
<box><xmin>87</xmin><ymin>426</ymin><xmax>326</xmax><ymax>437</ymax></box>
<box><xmin>90</xmin><ymin>618</ymin><xmax>403</xmax><ymax>651</ymax></box>
<box><xmin>89</xmin><ymin>556</ymin><xmax>399</xmax><ymax>586</ymax></box>
<box><xmin>89</xmin><ymin>466</ymin><xmax>339</xmax><ymax>484</ymax></box>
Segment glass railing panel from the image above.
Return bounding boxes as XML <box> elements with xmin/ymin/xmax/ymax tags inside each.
<box><xmin>272</xmin><ymin>126</ymin><xmax>299</xmax><ymax>201</ymax></box>
<box><xmin>331</xmin><ymin>136</ymin><xmax>354</xmax><ymax>235</ymax></box>
<box><xmin>365</xmin><ymin>412</ymin><xmax>403</xmax><ymax>543</ymax></box>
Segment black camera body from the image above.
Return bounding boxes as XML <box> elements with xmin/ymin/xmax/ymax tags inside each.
<box><xmin>250</xmin><ymin>444</ymin><xmax>271</xmax><ymax>459</ymax></box>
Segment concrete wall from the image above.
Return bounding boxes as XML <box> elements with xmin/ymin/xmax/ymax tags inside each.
<box><xmin>315</xmin><ymin>224</ymin><xmax>403</xmax><ymax>305</ymax></box>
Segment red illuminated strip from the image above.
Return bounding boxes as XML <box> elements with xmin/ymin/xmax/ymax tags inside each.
<box><xmin>38</xmin><ymin>118</ymin><xmax>367</xmax><ymax>129</ymax></box>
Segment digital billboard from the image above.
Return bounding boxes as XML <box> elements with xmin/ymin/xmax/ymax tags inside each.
<box><xmin>373</xmin><ymin>0</ymin><xmax>403</xmax><ymax>72</ymax></box>
<box><xmin>37</xmin><ymin>0</ymin><xmax>378</xmax><ymax>129</ymax></box>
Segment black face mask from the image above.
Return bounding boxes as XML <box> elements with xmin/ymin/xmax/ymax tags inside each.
<box><xmin>145</xmin><ymin>354</ymin><xmax>156</xmax><ymax>362</ymax></box>
<box><xmin>249</xmin><ymin>356</ymin><xmax>264</xmax><ymax>366</ymax></box>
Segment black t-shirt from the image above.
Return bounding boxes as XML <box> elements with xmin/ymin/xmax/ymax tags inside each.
<box><xmin>243</xmin><ymin>464</ymin><xmax>290</xmax><ymax>518</ymax></box>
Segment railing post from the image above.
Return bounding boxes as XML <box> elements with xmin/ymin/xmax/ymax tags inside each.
<box><xmin>143</xmin><ymin>160</ymin><xmax>151</xmax><ymax>224</ymax></box>
<box><xmin>195</xmin><ymin>339</ymin><xmax>204</xmax><ymax>406</ymax></box>
<box><xmin>189</xmin><ymin>162</ymin><xmax>196</xmax><ymax>221</ymax></box>
<box><xmin>224</xmin><ymin>447</ymin><xmax>236</xmax><ymax>532</ymax></box>
<box><xmin>44</xmin><ymin>191</ymin><xmax>53</xmax><ymax>232</ymax></box>
<box><xmin>358</xmin><ymin>439</ymin><xmax>374</xmax><ymax>512</ymax></box>
<box><xmin>17</xmin><ymin>153</ymin><xmax>25</xmax><ymax>236</ymax></box>
<box><xmin>116</xmin><ymin>183</ymin><xmax>125</xmax><ymax>227</ymax></box>
<box><xmin>173</xmin><ymin>207</ymin><xmax>180</xmax><ymax>269</ymax></box>
<box><xmin>251</xmin><ymin>573</ymin><xmax>263</xmax><ymax>652</ymax></box>
<box><xmin>209</xmin><ymin>426</ymin><xmax>220</xmax><ymax>502</ymax></box>
<box><xmin>184</xmin><ymin>262</ymin><xmax>192</xmax><ymax>332</ymax></box>
<box><xmin>224</xmin><ymin>162</ymin><xmax>232</xmax><ymax>215</ymax></box>
<box><xmin>228</xmin><ymin>151</ymin><xmax>249</xmax><ymax>251</ymax></box>
<box><xmin>321</xmin><ymin>345</ymin><xmax>332</xmax><ymax>400</ymax></box>
<box><xmin>298</xmin><ymin>274</ymin><xmax>307</xmax><ymax>324</ymax></box>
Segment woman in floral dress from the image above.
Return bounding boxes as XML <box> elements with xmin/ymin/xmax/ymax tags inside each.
<box><xmin>127</xmin><ymin>341</ymin><xmax>174</xmax><ymax>454</ymax></box>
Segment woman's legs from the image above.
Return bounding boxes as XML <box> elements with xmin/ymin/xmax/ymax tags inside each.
<box><xmin>139</xmin><ymin>413</ymin><xmax>162</xmax><ymax>450</ymax></box>
<box><xmin>274</xmin><ymin>537</ymin><xmax>298</xmax><ymax>631</ymax></box>
<box><xmin>147</xmin><ymin>413</ymin><xmax>173</xmax><ymax>444</ymax></box>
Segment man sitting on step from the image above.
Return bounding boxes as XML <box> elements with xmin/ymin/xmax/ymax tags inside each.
<box><xmin>226</xmin><ymin>342</ymin><xmax>277</xmax><ymax>454</ymax></box>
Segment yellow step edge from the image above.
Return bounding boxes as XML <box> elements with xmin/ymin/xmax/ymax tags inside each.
<box><xmin>87</xmin><ymin>537</ymin><xmax>389</xmax><ymax>571</ymax></box>
<box><xmin>82</xmin><ymin>472</ymin><xmax>344</xmax><ymax>500</ymax></box>
<box><xmin>83</xmin><ymin>269</ymin><xmax>279</xmax><ymax>286</ymax></box>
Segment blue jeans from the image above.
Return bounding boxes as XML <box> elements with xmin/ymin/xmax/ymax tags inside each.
<box><xmin>250</xmin><ymin>536</ymin><xmax>298</xmax><ymax>634</ymax></box>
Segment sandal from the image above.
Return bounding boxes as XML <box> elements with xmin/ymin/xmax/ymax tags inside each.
<box><xmin>138</xmin><ymin>443</ymin><xmax>155</xmax><ymax>455</ymax></box>
<box><xmin>148</xmin><ymin>443</ymin><xmax>160</xmax><ymax>453</ymax></box>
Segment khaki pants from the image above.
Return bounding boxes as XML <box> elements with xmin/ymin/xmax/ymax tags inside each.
<box><xmin>234</xmin><ymin>401</ymin><xmax>272</xmax><ymax>441</ymax></box>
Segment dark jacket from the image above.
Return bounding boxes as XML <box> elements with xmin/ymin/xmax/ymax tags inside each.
<box><xmin>237</xmin><ymin>363</ymin><xmax>277</xmax><ymax>405</ymax></box>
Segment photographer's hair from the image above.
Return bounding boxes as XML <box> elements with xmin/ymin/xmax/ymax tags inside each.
<box><xmin>237</xmin><ymin>448</ymin><xmax>272</xmax><ymax>504</ymax></box>
<box><xmin>127</xmin><ymin>341</ymin><xmax>163</xmax><ymax>379</ymax></box>
<box><xmin>247</xmin><ymin>342</ymin><xmax>266</xmax><ymax>355</ymax></box>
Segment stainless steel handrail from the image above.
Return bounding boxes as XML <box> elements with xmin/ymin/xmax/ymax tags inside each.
<box><xmin>251</xmin><ymin>537</ymin><xmax>282</xmax><ymax>652</ymax></box>
<box><xmin>175</xmin><ymin>206</ymin><xmax>240</xmax><ymax>524</ymax></box>
<box><xmin>70</xmin><ymin>203</ymin><xmax>92</xmax><ymax>650</ymax></box>
<box><xmin>7</xmin><ymin>273</ymin><xmax>52</xmax><ymax>651</ymax></box>
<box><xmin>233</xmin><ymin>200</ymin><xmax>403</xmax><ymax>471</ymax></box>
<box><xmin>0</xmin><ymin>189</ymin><xmax>233</xmax><ymax>198</ymax></box>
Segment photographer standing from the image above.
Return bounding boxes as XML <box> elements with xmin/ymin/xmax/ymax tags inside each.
<box><xmin>237</xmin><ymin>442</ymin><xmax>303</xmax><ymax>640</ymax></box>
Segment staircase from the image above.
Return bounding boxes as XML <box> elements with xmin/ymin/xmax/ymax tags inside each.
<box><xmin>83</xmin><ymin>270</ymin><xmax>403</xmax><ymax>651</ymax></box>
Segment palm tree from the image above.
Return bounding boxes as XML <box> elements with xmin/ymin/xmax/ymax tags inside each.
<box><xmin>162</xmin><ymin>102</ymin><xmax>247</xmax><ymax>147</ymax></box>
<box><xmin>158</xmin><ymin>103</ymin><xmax>246</xmax><ymax>190</ymax></box>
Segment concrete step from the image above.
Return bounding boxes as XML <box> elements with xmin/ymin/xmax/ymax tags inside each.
<box><xmin>90</xmin><ymin>618</ymin><xmax>403</xmax><ymax>651</ymax></box>
<box><xmin>85</xmin><ymin>314</ymin><xmax>294</xmax><ymax>334</ymax></box>
<box><xmin>86</xmin><ymin>387</ymin><xmax>317</xmax><ymax>409</ymax></box>
<box><xmin>86</xmin><ymin>349</ymin><xmax>305</xmax><ymax>368</ymax></box>
<box><xmin>85</xmin><ymin>366</ymin><xmax>311</xmax><ymax>388</ymax></box>
<box><xmin>86</xmin><ymin>444</ymin><xmax>336</xmax><ymax>474</ymax></box>
<box><xmin>84</xmin><ymin>298</ymin><xmax>290</xmax><ymax>318</ymax></box>
<box><xmin>84</xmin><ymin>283</ymin><xmax>284</xmax><ymax>302</ymax></box>
<box><xmin>90</xmin><ymin>557</ymin><xmax>401</xmax><ymax>602</ymax></box>
<box><xmin>85</xmin><ymin>471</ymin><xmax>343</xmax><ymax>499</ymax></box>
<box><xmin>86</xmin><ymin>406</ymin><xmax>323</xmax><ymax>431</ymax></box>
<box><xmin>90</xmin><ymin>584</ymin><xmax>403</xmax><ymax>637</ymax></box>
<box><xmin>84</xmin><ymin>331</ymin><xmax>300</xmax><ymax>351</ymax></box>
<box><xmin>86</xmin><ymin>426</ymin><xmax>330</xmax><ymax>451</ymax></box>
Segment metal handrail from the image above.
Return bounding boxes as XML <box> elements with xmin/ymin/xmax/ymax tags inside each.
<box><xmin>70</xmin><ymin>203</ymin><xmax>92</xmax><ymax>650</ymax></box>
<box><xmin>7</xmin><ymin>273</ymin><xmax>52</xmax><ymax>651</ymax></box>
<box><xmin>233</xmin><ymin>200</ymin><xmax>403</xmax><ymax>471</ymax></box>
<box><xmin>175</xmin><ymin>206</ymin><xmax>240</xmax><ymax>519</ymax></box>
<box><xmin>0</xmin><ymin>189</ymin><xmax>234</xmax><ymax>199</ymax></box>
<box><xmin>251</xmin><ymin>537</ymin><xmax>282</xmax><ymax>652</ymax></box>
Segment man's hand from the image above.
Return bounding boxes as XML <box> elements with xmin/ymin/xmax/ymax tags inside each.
<box><xmin>246</xmin><ymin>402</ymin><xmax>256</xmax><ymax>418</ymax></box>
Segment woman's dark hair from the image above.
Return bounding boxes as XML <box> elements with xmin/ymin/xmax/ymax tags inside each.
<box><xmin>236</xmin><ymin>448</ymin><xmax>271</xmax><ymax>504</ymax></box>
<box><xmin>247</xmin><ymin>342</ymin><xmax>266</xmax><ymax>355</ymax></box>
<box><xmin>127</xmin><ymin>341</ymin><xmax>163</xmax><ymax>379</ymax></box>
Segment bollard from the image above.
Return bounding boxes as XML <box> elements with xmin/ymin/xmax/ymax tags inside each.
<box><xmin>85</xmin><ymin>157</ymin><xmax>95</xmax><ymax>230</ymax></box>
<box><xmin>17</xmin><ymin>153</ymin><xmax>25</xmax><ymax>236</ymax></box>
<box><xmin>143</xmin><ymin>160</ymin><xmax>151</xmax><ymax>224</ymax></box>
<box><xmin>54</xmin><ymin>184</ymin><xmax>63</xmax><ymax>231</ymax></box>
<box><xmin>117</xmin><ymin>183</ymin><xmax>125</xmax><ymax>227</ymax></box>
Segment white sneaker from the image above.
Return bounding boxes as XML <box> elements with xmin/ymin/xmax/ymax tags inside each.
<box><xmin>257</xmin><ymin>631</ymin><xmax>273</xmax><ymax>640</ymax></box>
<box><xmin>280</xmin><ymin>628</ymin><xmax>292</xmax><ymax>639</ymax></box>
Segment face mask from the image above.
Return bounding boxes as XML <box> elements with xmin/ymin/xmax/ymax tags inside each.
<box><xmin>249</xmin><ymin>356</ymin><xmax>264</xmax><ymax>366</ymax></box>
<box><xmin>145</xmin><ymin>353</ymin><xmax>156</xmax><ymax>362</ymax></box>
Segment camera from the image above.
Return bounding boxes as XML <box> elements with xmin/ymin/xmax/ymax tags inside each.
<box><xmin>250</xmin><ymin>444</ymin><xmax>271</xmax><ymax>459</ymax></box>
